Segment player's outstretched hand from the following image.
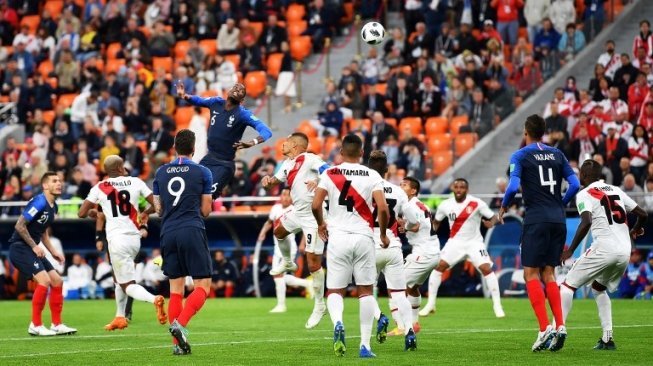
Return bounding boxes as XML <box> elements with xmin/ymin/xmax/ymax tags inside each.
<box><xmin>560</xmin><ymin>249</ymin><xmax>573</xmax><ymax>263</ymax></box>
<box><xmin>498</xmin><ymin>207</ymin><xmax>507</xmax><ymax>224</ymax></box>
<box><xmin>175</xmin><ymin>80</ymin><xmax>186</xmax><ymax>98</ymax></box>
<box><xmin>233</xmin><ymin>140</ymin><xmax>256</xmax><ymax>150</ymax></box>
<box><xmin>380</xmin><ymin>234</ymin><xmax>390</xmax><ymax>248</ymax></box>
<box><xmin>32</xmin><ymin>245</ymin><xmax>45</xmax><ymax>258</ymax></box>
<box><xmin>630</xmin><ymin>228</ymin><xmax>645</xmax><ymax>240</ymax></box>
<box><xmin>139</xmin><ymin>228</ymin><xmax>149</xmax><ymax>239</ymax></box>
<box><xmin>317</xmin><ymin>222</ymin><xmax>328</xmax><ymax>242</ymax></box>
<box><xmin>305</xmin><ymin>179</ymin><xmax>318</xmax><ymax>192</ymax></box>
<box><xmin>52</xmin><ymin>251</ymin><xmax>65</xmax><ymax>265</ymax></box>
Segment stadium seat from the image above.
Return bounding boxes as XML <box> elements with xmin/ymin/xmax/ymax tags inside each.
<box><xmin>88</xmin><ymin>58</ymin><xmax>104</xmax><ymax>72</ymax></box>
<box><xmin>286</xmin><ymin>4</ymin><xmax>306</xmax><ymax>21</ymax></box>
<box><xmin>454</xmin><ymin>133</ymin><xmax>477</xmax><ymax>157</ymax></box>
<box><xmin>57</xmin><ymin>94</ymin><xmax>76</xmax><ymax>108</ymax></box>
<box><xmin>42</xmin><ymin>110</ymin><xmax>56</xmax><ymax>125</ymax></box>
<box><xmin>174</xmin><ymin>106</ymin><xmax>194</xmax><ymax>131</ymax></box>
<box><xmin>250</xmin><ymin>22</ymin><xmax>264</xmax><ymax>38</ymax></box>
<box><xmin>340</xmin><ymin>2</ymin><xmax>354</xmax><ymax>25</ymax></box>
<box><xmin>375</xmin><ymin>83</ymin><xmax>387</xmax><ymax>96</ymax></box>
<box><xmin>135</xmin><ymin>141</ymin><xmax>148</xmax><ymax>154</ymax></box>
<box><xmin>139</xmin><ymin>26</ymin><xmax>151</xmax><ymax>39</ymax></box>
<box><xmin>346</xmin><ymin>118</ymin><xmax>371</xmax><ymax>133</ymax></box>
<box><xmin>427</xmin><ymin>133</ymin><xmax>451</xmax><ymax>153</ymax></box>
<box><xmin>450</xmin><ymin>115</ymin><xmax>469</xmax><ymax>137</ymax></box>
<box><xmin>425</xmin><ymin>116</ymin><xmax>448</xmax><ymax>136</ymax></box>
<box><xmin>253</xmin><ymin>205</ymin><xmax>274</xmax><ymax>213</ymax></box>
<box><xmin>266</xmin><ymin>53</ymin><xmax>284</xmax><ymax>79</ymax></box>
<box><xmin>106</xmin><ymin>42</ymin><xmax>123</xmax><ymax>60</ymax></box>
<box><xmin>232</xmin><ymin>206</ymin><xmax>253</xmax><ymax>213</ymax></box>
<box><xmin>287</xmin><ymin>20</ymin><xmax>307</xmax><ymax>38</ymax></box>
<box><xmin>296</xmin><ymin>120</ymin><xmax>317</xmax><ymax>138</ymax></box>
<box><xmin>44</xmin><ymin>0</ymin><xmax>64</xmax><ymax>20</ymax></box>
<box><xmin>385</xmin><ymin>117</ymin><xmax>397</xmax><ymax>129</ymax></box>
<box><xmin>199</xmin><ymin>39</ymin><xmax>217</xmax><ymax>57</ymax></box>
<box><xmin>323</xmin><ymin>135</ymin><xmax>338</xmax><ymax>154</ymax></box>
<box><xmin>290</xmin><ymin>36</ymin><xmax>312</xmax><ymax>61</ymax></box>
<box><xmin>432</xmin><ymin>151</ymin><xmax>453</xmax><ymax>176</ymax></box>
<box><xmin>399</xmin><ymin>117</ymin><xmax>423</xmax><ymax>137</ymax></box>
<box><xmin>401</xmin><ymin>65</ymin><xmax>412</xmax><ymax>75</ymax></box>
<box><xmin>38</xmin><ymin>60</ymin><xmax>54</xmax><ymax>78</ymax></box>
<box><xmin>275</xmin><ymin>138</ymin><xmax>286</xmax><ymax>160</ymax></box>
<box><xmin>152</xmin><ymin>57</ymin><xmax>173</xmax><ymax>73</ymax></box>
<box><xmin>20</xmin><ymin>15</ymin><xmax>40</xmax><ymax>34</ymax></box>
<box><xmin>225</xmin><ymin>54</ymin><xmax>241</xmax><ymax>71</ymax></box>
<box><xmin>244</xmin><ymin>71</ymin><xmax>267</xmax><ymax>98</ymax></box>
<box><xmin>105</xmin><ymin>59</ymin><xmax>126</xmax><ymax>74</ymax></box>
<box><xmin>174</xmin><ymin>40</ymin><xmax>190</xmax><ymax>60</ymax></box>
<box><xmin>308</xmin><ymin>137</ymin><xmax>323</xmax><ymax>155</ymax></box>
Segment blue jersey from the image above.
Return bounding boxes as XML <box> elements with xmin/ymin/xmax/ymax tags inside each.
<box><xmin>153</xmin><ymin>157</ymin><xmax>213</xmax><ymax>236</ymax></box>
<box><xmin>187</xmin><ymin>96</ymin><xmax>273</xmax><ymax>161</ymax></box>
<box><xmin>502</xmin><ymin>142</ymin><xmax>579</xmax><ymax>225</ymax></box>
<box><xmin>9</xmin><ymin>194</ymin><xmax>57</xmax><ymax>245</ymax></box>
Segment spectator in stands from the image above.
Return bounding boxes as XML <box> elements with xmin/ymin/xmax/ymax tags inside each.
<box><xmin>67</xmin><ymin>254</ymin><xmax>95</xmax><ymax>299</ymax></box>
<box><xmin>148</xmin><ymin>20</ymin><xmax>175</xmax><ymax>57</ymax></box>
<box><xmin>216</xmin><ymin>17</ymin><xmax>239</xmax><ymax>55</ymax></box>
<box><xmin>0</xmin><ymin>11</ymin><xmax>14</xmax><ymax>46</ymax></box>
<box><xmin>490</xmin><ymin>0</ymin><xmax>522</xmax><ymax>46</ymax></box>
<box><xmin>549</xmin><ymin>0</ymin><xmax>575</xmax><ymax>35</ymax></box>
<box><xmin>524</xmin><ymin>0</ymin><xmax>550</xmax><ymax>44</ymax></box>
<box><xmin>390</xmin><ymin>77</ymin><xmax>415</xmax><ymax>119</ymax></box>
<box><xmin>120</xmin><ymin>17</ymin><xmax>146</xmax><ymax>46</ymax></box>
<box><xmin>362</xmin><ymin>47</ymin><xmax>381</xmax><ymax>86</ymax></box>
<box><xmin>558</xmin><ymin>23</ymin><xmax>586</xmax><ymax>64</ymax></box>
<box><xmin>545</xmin><ymin>100</ymin><xmax>569</xmax><ymax>138</ymax></box>
<box><xmin>434</xmin><ymin>23</ymin><xmax>456</xmax><ymax>58</ymax></box>
<box><xmin>480</xmin><ymin>19</ymin><xmax>502</xmax><ymax>48</ymax></box>
<box><xmin>404</xmin><ymin>0</ymin><xmax>423</xmax><ymax>35</ymax></box>
<box><xmin>36</xmin><ymin>26</ymin><xmax>56</xmax><ymax>63</ymax></box>
<box><xmin>639</xmin><ymin>101</ymin><xmax>653</xmax><ymax>133</ymax></box>
<box><xmin>21</xmin><ymin>148</ymin><xmax>47</xmax><ymax>183</ymax></box>
<box><xmin>633</xmin><ymin>46</ymin><xmax>653</xmax><ymax>71</ymax></box>
<box><xmin>313</xmin><ymin>101</ymin><xmax>343</xmax><ymax>137</ymax></box>
<box><xmin>260</xmin><ymin>14</ymin><xmax>286</xmax><ymax>54</ymax></box>
<box><xmin>410</xmin><ymin>56</ymin><xmax>437</xmax><ymax>90</ymax></box>
<box><xmin>121</xmin><ymin>37</ymin><xmax>151</xmax><ymax>66</ymax></box>
<box><xmin>54</xmin><ymin>49</ymin><xmax>78</xmax><ymax>93</ymax></box>
<box><xmin>591</xmin><ymin>153</ymin><xmax>613</xmax><ymax>184</ymax></box>
<box><xmin>341</xmin><ymin>81</ymin><xmax>363</xmax><ymax>119</ymax></box>
<box><xmin>622</xmin><ymin>173</ymin><xmax>646</xmax><ymax>208</ymax></box>
<box><xmin>627</xmin><ymin>73</ymin><xmax>648</xmax><ymax>120</ymax></box>
<box><xmin>485</xmin><ymin>57</ymin><xmax>509</xmax><ymax>88</ymax></box>
<box><xmin>468</xmin><ymin>88</ymin><xmax>495</xmax><ymax>138</ymax></box>
<box><xmin>249</xmin><ymin>145</ymin><xmax>276</xmax><ymax>174</ymax></box>
<box><xmin>384</xmin><ymin>27</ymin><xmax>407</xmax><ymax>59</ymax></box>
<box><xmin>513</xmin><ymin>54</ymin><xmax>543</xmax><ymax>98</ymax></box>
<box><xmin>398</xmin><ymin>137</ymin><xmax>425</xmax><ymax>180</ymax></box>
<box><xmin>534</xmin><ymin>18</ymin><xmax>560</xmax><ymax>56</ymax></box>
<box><xmin>363</xmin><ymin>83</ymin><xmax>387</xmax><ymax>118</ymax></box>
<box><xmin>598</xmin><ymin>40</ymin><xmax>621</xmax><ymax>80</ymax></box>
<box><xmin>443</xmin><ymin>76</ymin><xmax>470</xmax><ymax>117</ymax></box>
<box><xmin>599</xmin><ymin>125</ymin><xmax>629</xmax><ymax>184</ymax></box>
<box><xmin>175</xmin><ymin>65</ymin><xmax>195</xmax><ymax>100</ymax></box>
<box><xmin>487</xmin><ymin>78</ymin><xmax>515</xmax><ymax>120</ymax></box>
<box><xmin>511</xmin><ymin>36</ymin><xmax>531</xmax><ymax>66</ymax></box>
<box><xmin>0</xmin><ymin>153</ymin><xmax>20</xmax><ymax>198</ymax></box>
<box><xmin>75</xmin><ymin>151</ymin><xmax>97</xmax><ymax>185</ymax></box>
<box><xmin>239</xmin><ymin>33</ymin><xmax>262</xmax><ymax>74</ymax></box>
<box><xmin>120</xmin><ymin>134</ymin><xmax>144</xmax><ymax>178</ymax></box>
<box><xmin>490</xmin><ymin>176</ymin><xmax>522</xmax><ymax>211</ymax></box>
<box><xmin>615</xmin><ymin>54</ymin><xmax>640</xmax><ymax>101</ymax></box>
<box><xmin>70</xmin><ymin>89</ymin><xmax>99</xmax><ymax>139</ymax></box>
<box><xmin>417</xmin><ymin>76</ymin><xmax>442</xmax><ymax>118</ymax></box>
<box><xmin>99</xmin><ymin>135</ymin><xmax>120</xmax><ymax>173</ymax></box>
<box><xmin>644</xmin><ymin>178</ymin><xmax>653</xmax><ymax>211</ymax></box>
<box><xmin>433</xmin><ymin>51</ymin><xmax>457</xmax><ymax>84</ymax></box>
<box><xmin>57</xmin><ymin>19</ymin><xmax>80</xmax><ymax>53</ymax></box>
<box><xmin>455</xmin><ymin>22</ymin><xmax>480</xmax><ymax>55</ymax></box>
<box><xmin>320</xmin><ymin>80</ymin><xmax>340</xmax><ymax>109</ymax></box>
<box><xmin>629</xmin><ymin>125</ymin><xmax>650</xmax><ymax>183</ymax></box>
<box><xmin>304</xmin><ymin>0</ymin><xmax>332</xmax><ymax>53</ymax></box>
<box><xmin>582</xmin><ymin>0</ymin><xmax>606</xmax><ymax>42</ymax></box>
<box><xmin>229</xmin><ymin>160</ymin><xmax>252</xmax><ymax>199</ymax></box>
<box><xmin>633</xmin><ymin>20</ymin><xmax>653</xmax><ymax>59</ymax></box>
<box><xmin>407</xmin><ymin>22</ymin><xmax>434</xmax><ymax>63</ymax></box>
<box><xmin>77</xmin><ymin>23</ymin><xmax>100</xmax><ymax>62</ymax></box>
<box><xmin>370</xmin><ymin>111</ymin><xmax>398</xmax><ymax>150</ymax></box>
<box><xmin>147</xmin><ymin>117</ymin><xmax>173</xmax><ymax>170</ymax></box>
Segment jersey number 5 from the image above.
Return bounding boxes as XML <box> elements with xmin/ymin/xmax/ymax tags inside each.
<box><xmin>107</xmin><ymin>190</ymin><xmax>131</xmax><ymax>217</ymax></box>
<box><xmin>599</xmin><ymin>194</ymin><xmax>626</xmax><ymax>225</ymax></box>
<box><xmin>538</xmin><ymin>165</ymin><xmax>556</xmax><ymax>195</ymax></box>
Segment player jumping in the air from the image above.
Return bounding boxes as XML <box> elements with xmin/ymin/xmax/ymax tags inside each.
<box><xmin>257</xmin><ymin>188</ymin><xmax>313</xmax><ymax>313</ymax></box>
<box><xmin>8</xmin><ymin>172</ymin><xmax>77</xmax><ymax>336</ymax></box>
<box><xmin>499</xmin><ymin>114</ymin><xmax>580</xmax><ymax>352</ymax></box>
<box><xmin>79</xmin><ymin>156</ymin><xmax>166</xmax><ymax>330</ymax></box>
<box><xmin>421</xmin><ymin>178</ymin><xmax>505</xmax><ymax>318</ymax></box>
<box><xmin>560</xmin><ymin>160</ymin><xmax>648</xmax><ymax>350</ymax></box>
<box><xmin>153</xmin><ymin>129</ymin><xmax>214</xmax><ymax>355</ymax></box>
<box><xmin>176</xmin><ymin>82</ymin><xmax>272</xmax><ymax>199</ymax></box>
<box><xmin>312</xmin><ymin>134</ymin><xmax>389</xmax><ymax>358</ymax></box>
<box><xmin>261</xmin><ymin>132</ymin><xmax>330</xmax><ymax>328</ymax></box>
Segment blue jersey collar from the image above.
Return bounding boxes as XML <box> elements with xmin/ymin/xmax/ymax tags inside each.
<box><xmin>175</xmin><ymin>157</ymin><xmax>194</xmax><ymax>165</ymax></box>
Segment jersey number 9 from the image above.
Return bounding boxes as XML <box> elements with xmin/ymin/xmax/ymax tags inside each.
<box><xmin>168</xmin><ymin>177</ymin><xmax>186</xmax><ymax>206</ymax></box>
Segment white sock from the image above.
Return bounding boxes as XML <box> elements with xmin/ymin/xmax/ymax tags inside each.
<box><xmin>311</xmin><ymin>268</ymin><xmax>325</xmax><ymax>306</ymax></box>
<box><xmin>327</xmin><ymin>293</ymin><xmax>344</xmax><ymax>326</ymax></box>
<box><xmin>388</xmin><ymin>297</ymin><xmax>402</xmax><ymax>325</ymax></box>
<box><xmin>391</xmin><ymin>291</ymin><xmax>413</xmax><ymax>335</ymax></box>
<box><xmin>484</xmin><ymin>272</ymin><xmax>502</xmax><ymax>307</ymax></box>
<box><xmin>407</xmin><ymin>295</ymin><xmax>421</xmax><ymax>324</ymax></box>
<box><xmin>359</xmin><ymin>295</ymin><xmax>376</xmax><ymax>350</ymax></box>
<box><xmin>276</xmin><ymin>235</ymin><xmax>293</xmax><ymax>262</ymax></box>
<box><xmin>115</xmin><ymin>285</ymin><xmax>127</xmax><ymax>317</ymax></box>
<box><xmin>373</xmin><ymin>298</ymin><xmax>382</xmax><ymax>320</ymax></box>
<box><xmin>274</xmin><ymin>277</ymin><xmax>286</xmax><ymax>307</ymax></box>
<box><xmin>125</xmin><ymin>284</ymin><xmax>155</xmax><ymax>303</ymax></box>
<box><xmin>425</xmin><ymin>270</ymin><xmax>441</xmax><ymax>309</ymax></box>
<box><xmin>560</xmin><ymin>285</ymin><xmax>575</xmax><ymax>323</ymax></box>
<box><xmin>592</xmin><ymin>288</ymin><xmax>613</xmax><ymax>342</ymax></box>
<box><xmin>284</xmin><ymin>274</ymin><xmax>311</xmax><ymax>288</ymax></box>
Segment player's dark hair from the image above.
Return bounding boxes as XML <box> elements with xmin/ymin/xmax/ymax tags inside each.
<box><xmin>524</xmin><ymin>114</ymin><xmax>546</xmax><ymax>140</ymax></box>
<box><xmin>367</xmin><ymin>150</ymin><xmax>388</xmax><ymax>176</ymax></box>
<box><xmin>403</xmin><ymin>176</ymin><xmax>421</xmax><ymax>193</ymax></box>
<box><xmin>290</xmin><ymin>132</ymin><xmax>309</xmax><ymax>147</ymax></box>
<box><xmin>341</xmin><ymin>134</ymin><xmax>363</xmax><ymax>157</ymax></box>
<box><xmin>41</xmin><ymin>171</ymin><xmax>58</xmax><ymax>185</ymax></box>
<box><xmin>175</xmin><ymin>129</ymin><xmax>196</xmax><ymax>156</ymax></box>
<box><xmin>453</xmin><ymin>178</ymin><xmax>469</xmax><ymax>187</ymax></box>
<box><xmin>580</xmin><ymin>159</ymin><xmax>602</xmax><ymax>182</ymax></box>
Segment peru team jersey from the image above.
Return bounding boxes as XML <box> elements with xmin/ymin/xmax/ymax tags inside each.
<box><xmin>85</xmin><ymin>176</ymin><xmax>152</xmax><ymax>240</ymax></box>
<box><xmin>317</xmin><ymin>162</ymin><xmax>383</xmax><ymax>238</ymax></box>
<box><xmin>435</xmin><ymin>195</ymin><xmax>494</xmax><ymax>243</ymax></box>
<box><xmin>404</xmin><ymin>197</ymin><xmax>440</xmax><ymax>256</ymax></box>
<box><xmin>575</xmin><ymin>182</ymin><xmax>638</xmax><ymax>255</ymax></box>
<box><xmin>372</xmin><ymin>180</ymin><xmax>414</xmax><ymax>249</ymax></box>
<box><xmin>274</xmin><ymin>152</ymin><xmax>329</xmax><ymax>212</ymax></box>
<box><xmin>268</xmin><ymin>203</ymin><xmax>293</xmax><ymax>245</ymax></box>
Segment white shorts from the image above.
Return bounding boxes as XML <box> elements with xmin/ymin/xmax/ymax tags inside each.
<box><xmin>326</xmin><ymin>232</ymin><xmax>376</xmax><ymax>289</ymax></box>
<box><xmin>279</xmin><ymin>208</ymin><xmax>324</xmax><ymax>255</ymax></box>
<box><xmin>273</xmin><ymin>238</ymin><xmax>299</xmax><ymax>268</ymax></box>
<box><xmin>440</xmin><ymin>240</ymin><xmax>492</xmax><ymax>268</ymax></box>
<box><xmin>376</xmin><ymin>247</ymin><xmax>406</xmax><ymax>290</ymax></box>
<box><xmin>107</xmin><ymin>234</ymin><xmax>141</xmax><ymax>284</ymax></box>
<box><xmin>564</xmin><ymin>247</ymin><xmax>629</xmax><ymax>293</ymax></box>
<box><xmin>405</xmin><ymin>253</ymin><xmax>440</xmax><ymax>288</ymax></box>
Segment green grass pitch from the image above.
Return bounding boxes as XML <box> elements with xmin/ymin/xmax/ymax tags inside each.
<box><xmin>0</xmin><ymin>297</ymin><xmax>650</xmax><ymax>365</ymax></box>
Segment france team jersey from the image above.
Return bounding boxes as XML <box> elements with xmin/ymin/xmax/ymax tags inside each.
<box><xmin>153</xmin><ymin>157</ymin><xmax>213</xmax><ymax>236</ymax></box>
<box><xmin>502</xmin><ymin>142</ymin><xmax>579</xmax><ymax>225</ymax></box>
<box><xmin>9</xmin><ymin>194</ymin><xmax>57</xmax><ymax>245</ymax></box>
<box><xmin>187</xmin><ymin>96</ymin><xmax>273</xmax><ymax>161</ymax></box>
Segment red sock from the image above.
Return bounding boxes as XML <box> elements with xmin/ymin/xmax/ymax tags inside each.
<box><xmin>545</xmin><ymin>282</ymin><xmax>564</xmax><ymax>328</ymax></box>
<box><xmin>225</xmin><ymin>284</ymin><xmax>234</xmax><ymax>298</ymax></box>
<box><xmin>49</xmin><ymin>286</ymin><xmax>64</xmax><ymax>325</ymax></box>
<box><xmin>169</xmin><ymin>293</ymin><xmax>184</xmax><ymax>344</ymax></box>
<box><xmin>32</xmin><ymin>285</ymin><xmax>48</xmax><ymax>326</ymax></box>
<box><xmin>177</xmin><ymin>288</ymin><xmax>208</xmax><ymax>327</ymax></box>
<box><xmin>526</xmin><ymin>280</ymin><xmax>549</xmax><ymax>331</ymax></box>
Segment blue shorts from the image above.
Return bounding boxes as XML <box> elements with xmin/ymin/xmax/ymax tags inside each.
<box><xmin>9</xmin><ymin>242</ymin><xmax>54</xmax><ymax>276</ymax></box>
<box><xmin>520</xmin><ymin>223</ymin><xmax>566</xmax><ymax>268</ymax></box>
<box><xmin>161</xmin><ymin>228</ymin><xmax>212</xmax><ymax>279</ymax></box>
<box><xmin>199</xmin><ymin>153</ymin><xmax>235</xmax><ymax>199</ymax></box>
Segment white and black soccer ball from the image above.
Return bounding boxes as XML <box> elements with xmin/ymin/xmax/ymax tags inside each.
<box><xmin>361</xmin><ymin>21</ymin><xmax>386</xmax><ymax>45</ymax></box>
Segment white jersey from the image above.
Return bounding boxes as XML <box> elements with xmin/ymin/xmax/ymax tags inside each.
<box><xmin>372</xmin><ymin>180</ymin><xmax>415</xmax><ymax>249</ymax></box>
<box><xmin>435</xmin><ymin>195</ymin><xmax>495</xmax><ymax>243</ymax></box>
<box><xmin>404</xmin><ymin>197</ymin><xmax>439</xmax><ymax>256</ymax></box>
<box><xmin>575</xmin><ymin>181</ymin><xmax>638</xmax><ymax>255</ymax></box>
<box><xmin>268</xmin><ymin>202</ymin><xmax>293</xmax><ymax>242</ymax></box>
<box><xmin>274</xmin><ymin>152</ymin><xmax>327</xmax><ymax>212</ymax></box>
<box><xmin>85</xmin><ymin>176</ymin><xmax>152</xmax><ymax>240</ymax></box>
<box><xmin>317</xmin><ymin>162</ymin><xmax>383</xmax><ymax>238</ymax></box>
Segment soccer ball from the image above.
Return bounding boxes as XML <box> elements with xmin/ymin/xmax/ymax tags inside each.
<box><xmin>361</xmin><ymin>21</ymin><xmax>386</xmax><ymax>45</ymax></box>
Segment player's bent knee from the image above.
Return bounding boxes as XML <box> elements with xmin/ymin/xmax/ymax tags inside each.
<box><xmin>357</xmin><ymin>285</ymin><xmax>373</xmax><ymax>296</ymax></box>
<box><xmin>273</xmin><ymin>224</ymin><xmax>290</xmax><ymax>239</ymax></box>
<box><xmin>48</xmin><ymin>271</ymin><xmax>63</xmax><ymax>287</ymax></box>
<box><xmin>306</xmin><ymin>254</ymin><xmax>322</xmax><ymax>273</ymax></box>
<box><xmin>591</xmin><ymin>281</ymin><xmax>607</xmax><ymax>292</ymax></box>
<box><xmin>478</xmin><ymin>264</ymin><xmax>492</xmax><ymax>276</ymax></box>
<box><xmin>327</xmin><ymin>288</ymin><xmax>346</xmax><ymax>296</ymax></box>
<box><xmin>33</xmin><ymin>271</ymin><xmax>51</xmax><ymax>287</ymax></box>
<box><xmin>436</xmin><ymin>260</ymin><xmax>449</xmax><ymax>272</ymax></box>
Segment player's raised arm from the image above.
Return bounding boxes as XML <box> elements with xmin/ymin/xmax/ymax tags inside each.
<box><xmin>629</xmin><ymin>206</ymin><xmax>648</xmax><ymax>240</ymax></box>
<box><xmin>234</xmin><ymin>111</ymin><xmax>273</xmax><ymax>150</ymax></box>
<box><xmin>561</xmin><ymin>155</ymin><xmax>580</xmax><ymax>206</ymax></box>
<box><xmin>175</xmin><ymin>80</ymin><xmax>223</xmax><ymax>108</ymax></box>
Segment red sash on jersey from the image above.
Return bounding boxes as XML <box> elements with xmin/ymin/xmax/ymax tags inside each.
<box><xmin>98</xmin><ymin>182</ymin><xmax>140</xmax><ymax>229</ymax></box>
<box><xmin>287</xmin><ymin>154</ymin><xmax>305</xmax><ymax>188</ymax></box>
<box><xmin>449</xmin><ymin>201</ymin><xmax>478</xmax><ymax>238</ymax></box>
<box><xmin>327</xmin><ymin>171</ymin><xmax>374</xmax><ymax>228</ymax></box>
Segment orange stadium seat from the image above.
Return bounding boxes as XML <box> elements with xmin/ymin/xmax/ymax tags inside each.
<box><xmin>47</xmin><ymin>77</ymin><xmax>58</xmax><ymax>89</ymax></box>
<box><xmin>427</xmin><ymin>133</ymin><xmax>451</xmax><ymax>153</ymax></box>
<box><xmin>290</xmin><ymin>36</ymin><xmax>312</xmax><ymax>61</ymax></box>
<box><xmin>199</xmin><ymin>39</ymin><xmax>217</xmax><ymax>57</ymax></box>
<box><xmin>454</xmin><ymin>133</ymin><xmax>477</xmax><ymax>157</ymax></box>
<box><xmin>105</xmin><ymin>59</ymin><xmax>126</xmax><ymax>74</ymax></box>
<box><xmin>287</xmin><ymin>20</ymin><xmax>307</xmax><ymax>38</ymax></box>
<box><xmin>425</xmin><ymin>116</ymin><xmax>448</xmax><ymax>136</ymax></box>
<box><xmin>38</xmin><ymin>60</ymin><xmax>54</xmax><ymax>78</ymax></box>
<box><xmin>152</xmin><ymin>57</ymin><xmax>173</xmax><ymax>73</ymax></box>
<box><xmin>308</xmin><ymin>137</ymin><xmax>323</xmax><ymax>155</ymax></box>
<box><xmin>232</xmin><ymin>206</ymin><xmax>252</xmax><ymax>213</ymax></box>
<box><xmin>323</xmin><ymin>135</ymin><xmax>338</xmax><ymax>154</ymax></box>
<box><xmin>341</xmin><ymin>2</ymin><xmax>354</xmax><ymax>25</ymax></box>
<box><xmin>20</xmin><ymin>15</ymin><xmax>40</xmax><ymax>34</ymax></box>
<box><xmin>44</xmin><ymin>0</ymin><xmax>64</xmax><ymax>20</ymax></box>
<box><xmin>225</xmin><ymin>54</ymin><xmax>241</xmax><ymax>71</ymax></box>
<box><xmin>296</xmin><ymin>120</ymin><xmax>317</xmax><ymax>138</ymax></box>
<box><xmin>346</xmin><ymin>118</ymin><xmax>371</xmax><ymax>133</ymax></box>
<box><xmin>432</xmin><ymin>151</ymin><xmax>453</xmax><ymax>176</ymax></box>
<box><xmin>286</xmin><ymin>4</ymin><xmax>306</xmax><ymax>21</ymax></box>
<box><xmin>450</xmin><ymin>115</ymin><xmax>469</xmax><ymax>136</ymax></box>
<box><xmin>42</xmin><ymin>110</ymin><xmax>56</xmax><ymax>125</ymax></box>
<box><xmin>106</xmin><ymin>42</ymin><xmax>123</xmax><ymax>60</ymax></box>
<box><xmin>244</xmin><ymin>71</ymin><xmax>267</xmax><ymax>98</ymax></box>
<box><xmin>401</xmin><ymin>65</ymin><xmax>412</xmax><ymax>75</ymax></box>
<box><xmin>375</xmin><ymin>83</ymin><xmax>387</xmax><ymax>96</ymax></box>
<box><xmin>57</xmin><ymin>93</ymin><xmax>76</xmax><ymax>108</ymax></box>
<box><xmin>174</xmin><ymin>106</ymin><xmax>194</xmax><ymax>131</ymax></box>
<box><xmin>174</xmin><ymin>40</ymin><xmax>190</xmax><ymax>60</ymax></box>
<box><xmin>249</xmin><ymin>22</ymin><xmax>264</xmax><ymax>38</ymax></box>
<box><xmin>275</xmin><ymin>138</ymin><xmax>287</xmax><ymax>160</ymax></box>
<box><xmin>399</xmin><ymin>117</ymin><xmax>423</xmax><ymax>136</ymax></box>
<box><xmin>384</xmin><ymin>117</ymin><xmax>397</xmax><ymax>129</ymax></box>
<box><xmin>266</xmin><ymin>53</ymin><xmax>284</xmax><ymax>79</ymax></box>
<box><xmin>253</xmin><ymin>205</ymin><xmax>274</xmax><ymax>213</ymax></box>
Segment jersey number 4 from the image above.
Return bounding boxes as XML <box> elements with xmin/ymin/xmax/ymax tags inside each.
<box><xmin>107</xmin><ymin>190</ymin><xmax>131</xmax><ymax>217</ymax></box>
<box><xmin>338</xmin><ymin>180</ymin><xmax>355</xmax><ymax>212</ymax></box>
<box><xmin>538</xmin><ymin>165</ymin><xmax>556</xmax><ymax>194</ymax></box>
<box><xmin>599</xmin><ymin>194</ymin><xmax>626</xmax><ymax>225</ymax></box>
